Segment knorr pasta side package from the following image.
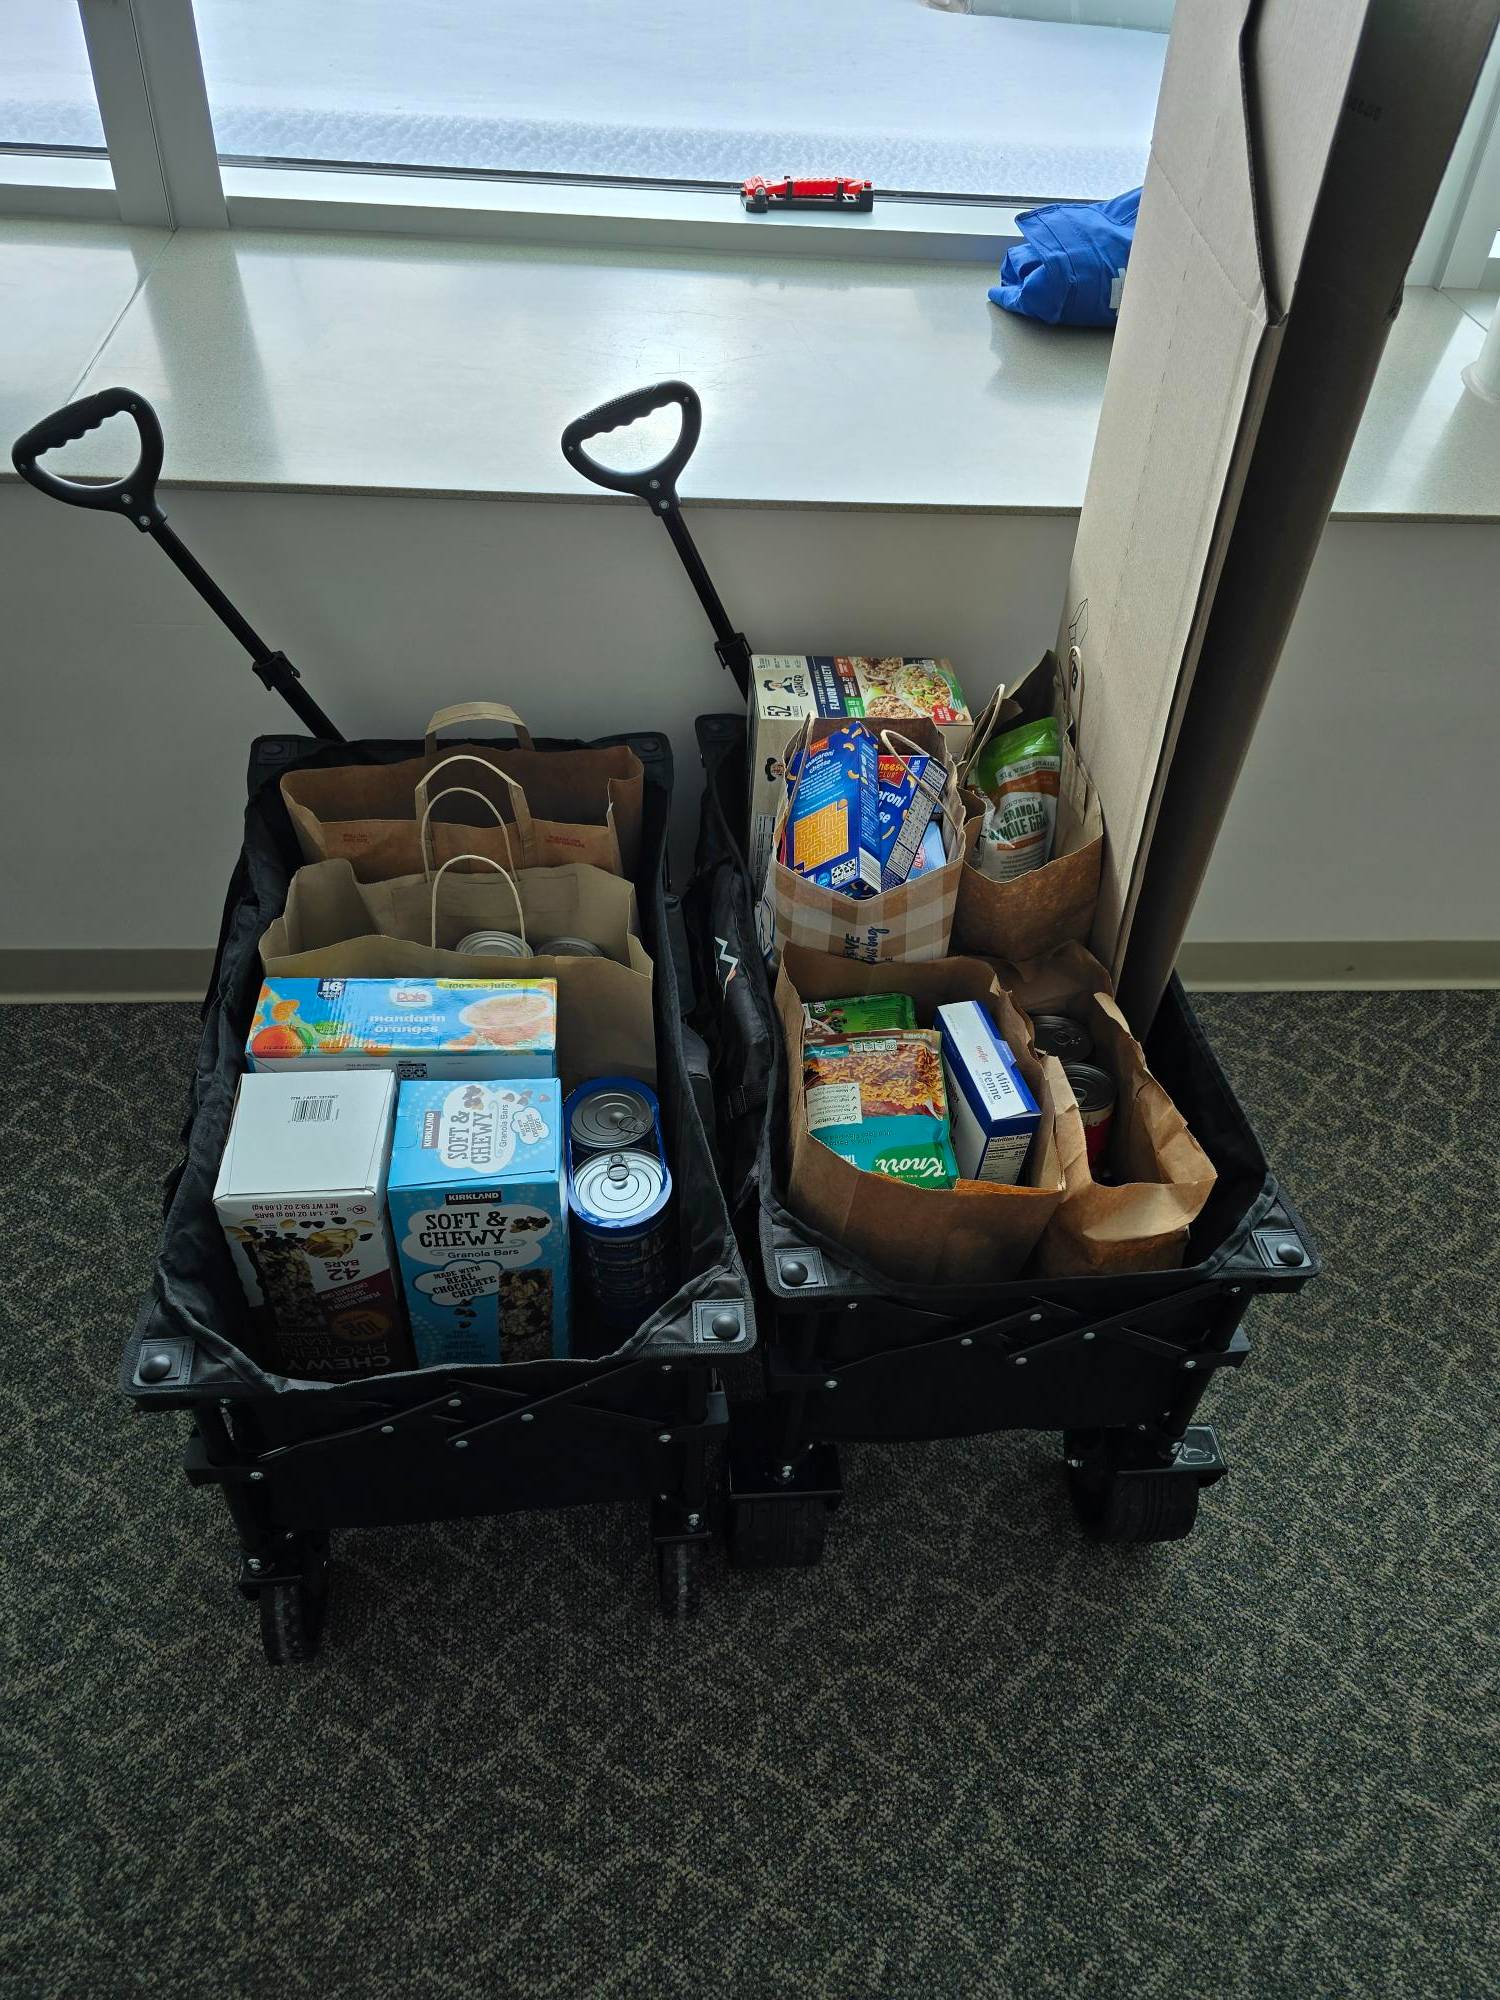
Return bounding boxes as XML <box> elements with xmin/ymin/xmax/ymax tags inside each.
<box><xmin>246</xmin><ymin>978</ymin><xmax>556</xmax><ymax>1079</ymax></box>
<box><xmin>748</xmin><ymin>656</ymin><xmax>971</xmax><ymax>896</ymax></box>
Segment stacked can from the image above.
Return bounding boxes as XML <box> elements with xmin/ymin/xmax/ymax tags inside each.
<box><xmin>565</xmin><ymin>1078</ymin><xmax>675</xmax><ymax>1327</ymax></box>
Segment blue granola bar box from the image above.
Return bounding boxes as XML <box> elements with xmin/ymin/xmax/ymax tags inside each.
<box><xmin>387</xmin><ymin>1076</ymin><xmax>570</xmax><ymax>1365</ymax></box>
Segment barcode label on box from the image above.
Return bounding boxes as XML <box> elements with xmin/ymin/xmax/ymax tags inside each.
<box><xmin>290</xmin><ymin>1094</ymin><xmax>338</xmax><ymax>1124</ymax></box>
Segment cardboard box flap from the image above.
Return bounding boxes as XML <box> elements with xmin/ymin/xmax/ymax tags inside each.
<box><xmin>1064</xmin><ymin>0</ymin><xmax>1371</xmax><ymax>979</ymax></box>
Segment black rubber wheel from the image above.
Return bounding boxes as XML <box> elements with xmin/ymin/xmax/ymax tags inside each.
<box><xmin>1068</xmin><ymin>1465</ymin><xmax>1200</xmax><ymax>1544</ymax></box>
<box><xmin>258</xmin><ymin>1540</ymin><xmax>329</xmax><ymax>1665</ymax></box>
<box><xmin>656</xmin><ymin>1539</ymin><xmax>706</xmax><ymax>1620</ymax></box>
<box><xmin>727</xmin><ymin>1495</ymin><xmax>829</xmax><ymax>1570</ymax></box>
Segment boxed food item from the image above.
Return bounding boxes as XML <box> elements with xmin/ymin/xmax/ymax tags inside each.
<box><xmin>387</xmin><ymin>1076</ymin><xmax>570</xmax><ymax>1365</ymax></box>
<box><xmin>748</xmin><ymin>655</ymin><xmax>971</xmax><ymax>895</ymax></box>
<box><xmin>246</xmin><ymin>977</ymin><xmax>556</xmax><ymax>1080</ymax></box>
<box><xmin>803</xmin><ymin>1030</ymin><xmax>958</xmax><ymax>1189</ymax></box>
<box><xmin>937</xmin><ymin>1000</ymin><xmax>1041</xmax><ymax>1185</ymax></box>
<box><xmin>214</xmin><ymin>1069</ymin><xmax>409</xmax><ymax>1380</ymax></box>
<box><xmin>782</xmin><ymin>723</ymin><xmax>882</xmax><ymax>898</ymax></box>
<box><xmin>875</xmin><ymin>747</ymin><xmax>946</xmax><ymax>890</ymax></box>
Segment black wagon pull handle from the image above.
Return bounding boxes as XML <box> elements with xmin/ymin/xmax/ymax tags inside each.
<box><xmin>11</xmin><ymin>387</ymin><xmax>343</xmax><ymax>741</ymax></box>
<box><xmin>561</xmin><ymin>379</ymin><xmax>703</xmax><ymax>510</ymax></box>
<box><xmin>12</xmin><ymin>386</ymin><xmax>168</xmax><ymax>531</ymax></box>
<box><xmin>560</xmin><ymin>380</ymin><xmax>751</xmax><ymax>703</ymax></box>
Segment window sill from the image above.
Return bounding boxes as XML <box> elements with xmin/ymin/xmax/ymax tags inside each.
<box><xmin>2</xmin><ymin>216</ymin><xmax>1499</xmax><ymax>524</ymax></box>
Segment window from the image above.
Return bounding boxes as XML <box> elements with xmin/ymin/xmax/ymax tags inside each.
<box><xmin>191</xmin><ymin>0</ymin><xmax>1167</xmax><ymax>202</ymax></box>
<box><xmin>5</xmin><ymin>1</ymin><xmax>106</xmax><ymax>154</ymax></box>
<box><xmin>1</xmin><ymin>0</ymin><xmax>1495</xmax><ymax>281</ymax></box>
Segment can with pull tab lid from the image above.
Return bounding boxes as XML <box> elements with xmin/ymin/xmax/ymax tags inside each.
<box><xmin>1063</xmin><ymin>1060</ymin><xmax>1117</xmax><ymax>1170</ymax></box>
<box><xmin>455</xmin><ymin>928</ymin><xmax>532</xmax><ymax>959</ymax></box>
<box><xmin>569</xmin><ymin>1080</ymin><xmax>657</xmax><ymax>1157</ymax></box>
<box><xmin>568</xmin><ymin>1146</ymin><xmax>675</xmax><ymax>1326</ymax></box>
<box><xmin>539</xmin><ymin>935</ymin><xmax>606</xmax><ymax>958</ymax></box>
<box><xmin>1030</xmin><ymin>1012</ymin><xmax>1094</xmax><ymax>1064</ymax></box>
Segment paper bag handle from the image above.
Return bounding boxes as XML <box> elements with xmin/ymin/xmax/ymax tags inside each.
<box><xmin>878</xmin><ymin>726</ymin><xmax>964</xmax><ymax>855</ymax></box>
<box><xmin>424</xmin><ymin>702</ymin><xmax>534</xmax><ymax>752</ymax></box>
<box><xmin>414</xmin><ymin>751</ymin><xmax>535</xmax><ymax>855</ymax></box>
<box><xmin>428</xmin><ymin>852</ymin><xmax>526</xmax><ymax>951</ymax></box>
<box><xmin>419</xmin><ymin>786</ymin><xmax>517</xmax><ymax>882</ymax></box>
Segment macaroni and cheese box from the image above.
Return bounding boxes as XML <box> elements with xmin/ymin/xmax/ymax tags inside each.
<box><xmin>246</xmin><ymin>977</ymin><xmax>556</xmax><ymax>1079</ymax></box>
<box><xmin>937</xmin><ymin>1000</ymin><xmax>1040</xmax><ymax>1185</ymax></box>
<box><xmin>213</xmin><ymin>1069</ymin><xmax>411</xmax><ymax>1380</ymax></box>
<box><xmin>783</xmin><ymin>724</ymin><xmax>882</xmax><ymax>898</ymax></box>
<box><xmin>748</xmin><ymin>655</ymin><xmax>971</xmax><ymax>896</ymax></box>
<box><xmin>387</xmin><ymin>1076</ymin><xmax>570</xmax><ymax>1365</ymax></box>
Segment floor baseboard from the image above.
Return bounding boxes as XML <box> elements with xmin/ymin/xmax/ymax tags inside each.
<box><xmin>0</xmin><ymin>948</ymin><xmax>216</xmax><ymax>1001</ymax></box>
<box><xmin>1176</xmin><ymin>939</ymin><xmax>1500</xmax><ymax>990</ymax></box>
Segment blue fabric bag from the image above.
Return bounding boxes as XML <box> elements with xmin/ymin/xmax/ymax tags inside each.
<box><xmin>989</xmin><ymin>188</ymin><xmax>1141</xmax><ymax>329</ymax></box>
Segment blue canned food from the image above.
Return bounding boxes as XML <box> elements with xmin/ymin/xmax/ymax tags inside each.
<box><xmin>569</xmin><ymin>1147</ymin><xmax>675</xmax><ymax>1325</ymax></box>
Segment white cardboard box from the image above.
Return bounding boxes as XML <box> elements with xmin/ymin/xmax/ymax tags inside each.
<box><xmin>213</xmin><ymin>1068</ymin><xmax>409</xmax><ymax>1379</ymax></box>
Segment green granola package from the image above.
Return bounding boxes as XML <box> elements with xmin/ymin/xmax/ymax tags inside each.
<box><xmin>802</xmin><ymin>992</ymin><xmax>919</xmax><ymax>1046</ymax></box>
<box><xmin>972</xmin><ymin>716</ymin><xmax>1062</xmax><ymax>883</ymax></box>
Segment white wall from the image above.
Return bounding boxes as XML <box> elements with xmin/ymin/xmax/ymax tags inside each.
<box><xmin>4</xmin><ymin>485</ymin><xmax>1498</xmax><ymax>956</ymax></box>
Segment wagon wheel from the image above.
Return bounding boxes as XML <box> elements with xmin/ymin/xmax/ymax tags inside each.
<box><xmin>258</xmin><ymin>1535</ymin><xmax>330</xmax><ymax>1665</ymax></box>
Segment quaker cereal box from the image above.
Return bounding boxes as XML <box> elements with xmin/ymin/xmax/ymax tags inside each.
<box><xmin>213</xmin><ymin>1069</ymin><xmax>411</xmax><ymax>1380</ymax></box>
<box><xmin>387</xmin><ymin>1076</ymin><xmax>570</xmax><ymax>1365</ymax></box>
<box><xmin>748</xmin><ymin>656</ymin><xmax>970</xmax><ymax>898</ymax></box>
<box><xmin>246</xmin><ymin>978</ymin><xmax>556</xmax><ymax>1079</ymax></box>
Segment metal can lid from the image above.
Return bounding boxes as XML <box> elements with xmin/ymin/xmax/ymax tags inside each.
<box><xmin>455</xmin><ymin>929</ymin><xmax>532</xmax><ymax>958</ymax></box>
<box><xmin>571</xmin><ymin>1148</ymin><xmax>669</xmax><ymax>1225</ymax></box>
<box><xmin>540</xmin><ymin>935</ymin><xmax>605</xmax><ymax>957</ymax></box>
<box><xmin>570</xmin><ymin>1085</ymin><xmax>654</xmax><ymax>1153</ymax></box>
<box><xmin>1031</xmin><ymin>1012</ymin><xmax>1094</xmax><ymax>1060</ymax></box>
<box><xmin>1062</xmin><ymin>1060</ymin><xmax>1117</xmax><ymax>1115</ymax></box>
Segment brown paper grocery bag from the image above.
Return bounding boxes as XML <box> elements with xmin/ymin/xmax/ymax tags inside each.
<box><xmin>777</xmin><ymin>946</ymin><xmax>1064</xmax><ymax>1285</ymax></box>
<box><xmin>769</xmin><ymin>718</ymin><xmax>980</xmax><ymax>966</ymax></box>
<box><xmin>988</xmin><ymin>944</ymin><xmax>1216</xmax><ymax>1276</ymax></box>
<box><xmin>280</xmin><ymin>702</ymin><xmax>643</xmax><ymax>883</ymax></box>
<box><xmin>258</xmin><ymin>856</ymin><xmax>656</xmax><ymax>1090</ymax></box>
<box><xmin>952</xmin><ymin>655</ymin><xmax>1103</xmax><ymax>964</ymax></box>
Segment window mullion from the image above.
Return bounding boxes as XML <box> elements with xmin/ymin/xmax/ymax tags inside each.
<box><xmin>77</xmin><ymin>0</ymin><xmax>226</xmax><ymax>229</ymax></box>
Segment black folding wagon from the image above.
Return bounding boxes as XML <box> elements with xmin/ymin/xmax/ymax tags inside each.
<box><xmin>13</xmin><ymin>389</ymin><xmax>754</xmax><ymax>1661</ymax></box>
<box><xmin>560</xmin><ymin>381</ymin><xmax>1320</xmax><ymax>1570</ymax></box>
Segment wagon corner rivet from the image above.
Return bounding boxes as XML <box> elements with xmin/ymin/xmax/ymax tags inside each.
<box><xmin>1029</xmin><ymin>1311</ymin><xmax>1042</xmax><ymax>1323</ymax></box>
<box><xmin>960</xmin><ymin>1337</ymin><xmax>973</xmax><ymax>1347</ymax></box>
<box><xmin>447</xmin><ymin>1396</ymin><xmax>461</xmax><ymax>1408</ymax></box>
<box><xmin>453</xmin><ymin>1437</ymin><xmax>469</xmax><ymax>1450</ymax></box>
<box><xmin>249</xmin><ymin>1470</ymin><xmax>264</xmax><ymax>1481</ymax></box>
<box><xmin>658</xmin><ymin>1432</ymin><xmax>673</xmax><ymax>1443</ymax></box>
<box><xmin>1183</xmin><ymin>1359</ymin><xmax>1197</xmax><ymax>1370</ymax></box>
<box><xmin>1082</xmin><ymin>1330</ymin><xmax>1095</xmax><ymax>1341</ymax></box>
<box><xmin>1014</xmin><ymin>1355</ymin><xmax>1028</xmax><ymax>1366</ymax></box>
<box><xmin>824</xmin><ymin>1379</ymin><xmax>838</xmax><ymax>1390</ymax></box>
<box><xmin>520</xmin><ymin>1411</ymin><xmax>534</xmax><ymax>1422</ymax></box>
<box><xmin>380</xmin><ymin>1423</ymin><xmax>395</xmax><ymax>1433</ymax></box>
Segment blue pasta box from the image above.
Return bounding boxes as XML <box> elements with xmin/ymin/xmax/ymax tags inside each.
<box><xmin>387</xmin><ymin>1076</ymin><xmax>571</xmax><ymax>1365</ymax></box>
<box><xmin>782</xmin><ymin>723</ymin><xmax>882</xmax><ymax>898</ymax></box>
<box><xmin>875</xmin><ymin>748</ymin><xmax>947</xmax><ymax>888</ymax></box>
<box><xmin>937</xmin><ymin>1001</ymin><xmax>1041</xmax><ymax>1185</ymax></box>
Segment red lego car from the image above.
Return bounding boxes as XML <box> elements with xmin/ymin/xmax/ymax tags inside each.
<box><xmin>741</xmin><ymin>175</ymin><xmax>875</xmax><ymax>214</ymax></box>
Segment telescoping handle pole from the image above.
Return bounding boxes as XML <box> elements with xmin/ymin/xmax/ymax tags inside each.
<box><xmin>560</xmin><ymin>380</ymin><xmax>753</xmax><ymax>703</ymax></box>
<box><xmin>11</xmin><ymin>387</ymin><xmax>344</xmax><ymax>741</ymax></box>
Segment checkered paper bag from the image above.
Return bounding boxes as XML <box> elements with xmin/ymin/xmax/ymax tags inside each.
<box><xmin>766</xmin><ymin>718</ymin><xmax>980</xmax><ymax>965</ymax></box>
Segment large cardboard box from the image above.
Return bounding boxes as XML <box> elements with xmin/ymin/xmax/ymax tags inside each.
<box><xmin>1063</xmin><ymin>0</ymin><xmax>1497</xmax><ymax>1022</ymax></box>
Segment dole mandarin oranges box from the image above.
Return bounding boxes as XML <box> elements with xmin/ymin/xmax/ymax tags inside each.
<box><xmin>246</xmin><ymin>978</ymin><xmax>556</xmax><ymax>1080</ymax></box>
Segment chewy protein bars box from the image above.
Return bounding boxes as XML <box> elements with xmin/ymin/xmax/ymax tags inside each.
<box><xmin>214</xmin><ymin>1068</ymin><xmax>412</xmax><ymax>1380</ymax></box>
<box><xmin>748</xmin><ymin>656</ymin><xmax>971</xmax><ymax>902</ymax></box>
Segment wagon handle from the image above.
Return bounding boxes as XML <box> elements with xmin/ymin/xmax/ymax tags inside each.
<box><xmin>560</xmin><ymin>380</ymin><xmax>752</xmax><ymax>703</ymax></box>
<box><xmin>12</xmin><ymin>386</ymin><xmax>167</xmax><ymax>529</ymax></box>
<box><xmin>10</xmin><ymin>387</ymin><xmax>344</xmax><ymax>741</ymax></box>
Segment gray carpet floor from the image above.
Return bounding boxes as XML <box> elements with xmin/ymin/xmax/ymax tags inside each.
<box><xmin>3</xmin><ymin>991</ymin><xmax>1497</xmax><ymax>1999</ymax></box>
